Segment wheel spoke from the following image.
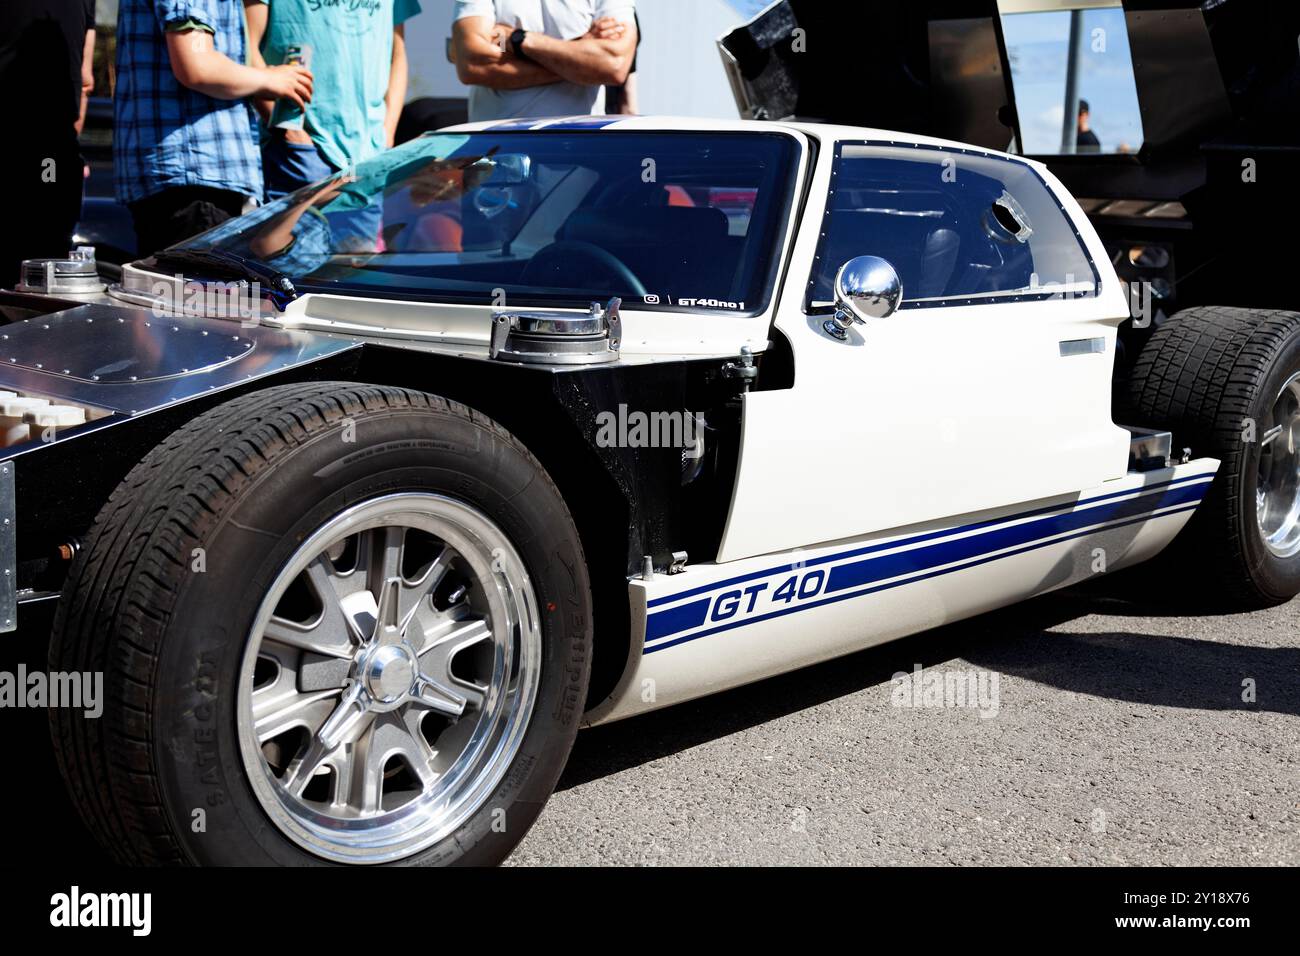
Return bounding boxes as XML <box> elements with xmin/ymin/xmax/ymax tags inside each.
<box><xmin>366</xmin><ymin>529</ymin><xmax>453</xmax><ymax>640</ymax></box>
<box><xmin>367</xmin><ymin>526</ymin><xmax>405</xmax><ymax>594</ymax></box>
<box><xmin>237</xmin><ymin>494</ymin><xmax>543</xmax><ymax>859</ymax></box>
<box><xmin>412</xmin><ymin>615</ymin><xmax>491</xmax><ymax>664</ymax></box>
<box><xmin>274</xmin><ymin>680</ymin><xmax>373</xmax><ymax>799</ymax></box>
<box><xmin>372</xmin><ymin>575</ymin><xmax>404</xmax><ymax>645</ymax></box>
<box><xmin>411</xmin><ymin>672</ymin><xmax>472</xmax><ymax>717</ymax></box>
<box><xmin>253</xmin><ymin>686</ymin><xmax>338</xmax><ymax>743</ymax></box>
<box><xmin>349</xmin><ymin>717</ymin><xmax>408</xmax><ymax>816</ymax></box>
<box><xmin>317</xmin><ymin>680</ymin><xmax>370</xmax><ymax>749</ymax></box>
<box><xmin>328</xmin><ymin>751</ymin><xmax>353</xmax><ymax>809</ymax></box>
<box><xmin>281</xmin><ymin>734</ymin><xmax>335</xmax><ymax>797</ymax></box>
<box><xmin>393</xmin><ymin>712</ymin><xmax>441</xmax><ymax>789</ymax></box>
<box><xmin>351</xmin><ymin>741</ymin><xmax>386</xmax><ymax>817</ymax></box>
<box><xmin>1257</xmin><ymin>374</ymin><xmax>1300</xmax><ymax>557</ymax></box>
<box><xmin>263</xmin><ymin>610</ymin><xmax>355</xmax><ymax>659</ymax></box>
<box><xmin>277</xmin><ymin>553</ymin><xmax>373</xmax><ymax>654</ymax></box>
<box><xmin>412</xmin><ymin>618</ymin><xmax>490</xmax><ymax>711</ymax></box>
<box><xmin>398</xmin><ymin>545</ymin><xmax>453</xmax><ymax>631</ymax></box>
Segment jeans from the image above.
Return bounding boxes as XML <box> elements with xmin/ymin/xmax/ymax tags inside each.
<box><xmin>262</xmin><ymin>133</ymin><xmax>383</xmax><ymax>253</ymax></box>
<box><xmin>262</xmin><ymin>134</ymin><xmax>335</xmax><ymax>202</ymax></box>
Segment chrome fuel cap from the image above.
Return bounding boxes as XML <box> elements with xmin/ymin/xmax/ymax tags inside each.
<box><xmin>489</xmin><ymin>297</ymin><xmax>622</xmax><ymax>365</ymax></box>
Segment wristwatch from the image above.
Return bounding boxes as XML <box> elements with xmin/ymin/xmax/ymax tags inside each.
<box><xmin>510</xmin><ymin>28</ymin><xmax>529</xmax><ymax>60</ymax></box>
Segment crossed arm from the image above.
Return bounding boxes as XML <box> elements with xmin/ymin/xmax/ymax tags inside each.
<box><xmin>451</xmin><ymin>15</ymin><xmax>636</xmax><ymax>91</ymax></box>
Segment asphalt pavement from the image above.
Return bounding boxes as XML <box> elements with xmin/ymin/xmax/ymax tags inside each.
<box><xmin>8</xmin><ymin>571</ymin><xmax>1297</xmax><ymax>867</ymax></box>
<box><xmin>511</xmin><ymin>572</ymin><xmax>1300</xmax><ymax>866</ymax></box>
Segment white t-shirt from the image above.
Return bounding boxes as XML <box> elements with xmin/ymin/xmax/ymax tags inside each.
<box><xmin>454</xmin><ymin>0</ymin><xmax>636</xmax><ymax>122</ymax></box>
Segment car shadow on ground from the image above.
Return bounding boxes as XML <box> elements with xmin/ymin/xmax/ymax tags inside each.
<box><xmin>11</xmin><ymin>571</ymin><xmax>1296</xmax><ymax>858</ymax></box>
<box><xmin>558</xmin><ymin>570</ymin><xmax>1300</xmax><ymax>792</ymax></box>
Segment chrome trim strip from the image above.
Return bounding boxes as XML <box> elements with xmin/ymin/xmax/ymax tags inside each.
<box><xmin>1059</xmin><ymin>337</ymin><xmax>1106</xmax><ymax>356</ymax></box>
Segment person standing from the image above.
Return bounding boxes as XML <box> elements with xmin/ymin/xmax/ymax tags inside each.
<box><xmin>0</xmin><ymin>0</ymin><xmax>96</xmax><ymax>285</ymax></box>
<box><xmin>1076</xmin><ymin>99</ymin><xmax>1101</xmax><ymax>153</ymax></box>
<box><xmin>245</xmin><ymin>0</ymin><xmax>423</xmax><ymax>201</ymax></box>
<box><xmin>114</xmin><ymin>0</ymin><xmax>314</xmax><ymax>256</ymax></box>
<box><xmin>451</xmin><ymin>1</ymin><xmax>637</xmax><ymax>123</ymax></box>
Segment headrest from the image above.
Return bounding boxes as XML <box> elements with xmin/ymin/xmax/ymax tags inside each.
<box><xmin>558</xmin><ymin>206</ymin><xmax>729</xmax><ymax>245</ymax></box>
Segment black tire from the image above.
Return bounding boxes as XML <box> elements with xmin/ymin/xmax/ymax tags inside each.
<box><xmin>1122</xmin><ymin>306</ymin><xmax>1300</xmax><ymax>606</ymax></box>
<box><xmin>49</xmin><ymin>382</ymin><xmax>591</xmax><ymax>865</ymax></box>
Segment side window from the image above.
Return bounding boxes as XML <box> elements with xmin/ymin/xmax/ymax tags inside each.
<box><xmin>807</xmin><ymin>145</ymin><xmax>1097</xmax><ymax>308</ymax></box>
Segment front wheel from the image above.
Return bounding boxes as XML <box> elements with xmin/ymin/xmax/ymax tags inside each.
<box><xmin>50</xmin><ymin>383</ymin><xmax>591</xmax><ymax>865</ymax></box>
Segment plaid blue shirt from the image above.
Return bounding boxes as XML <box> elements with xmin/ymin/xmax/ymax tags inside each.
<box><xmin>114</xmin><ymin>0</ymin><xmax>261</xmax><ymax>204</ymax></box>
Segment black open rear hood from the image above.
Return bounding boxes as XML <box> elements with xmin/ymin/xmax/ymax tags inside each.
<box><xmin>718</xmin><ymin>0</ymin><xmax>1299</xmax><ymax>160</ymax></box>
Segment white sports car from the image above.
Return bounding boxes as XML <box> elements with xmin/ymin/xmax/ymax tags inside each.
<box><xmin>3</xmin><ymin>116</ymin><xmax>1298</xmax><ymax>865</ymax></box>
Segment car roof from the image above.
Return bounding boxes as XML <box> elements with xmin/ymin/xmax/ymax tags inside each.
<box><xmin>438</xmin><ymin>115</ymin><xmax>1038</xmax><ymax>168</ymax></box>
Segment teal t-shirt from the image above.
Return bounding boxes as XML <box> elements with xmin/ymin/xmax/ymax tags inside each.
<box><xmin>257</xmin><ymin>0</ymin><xmax>422</xmax><ymax>172</ymax></box>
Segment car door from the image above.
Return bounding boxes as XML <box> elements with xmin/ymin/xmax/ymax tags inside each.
<box><xmin>718</xmin><ymin>139</ymin><xmax>1132</xmax><ymax>562</ymax></box>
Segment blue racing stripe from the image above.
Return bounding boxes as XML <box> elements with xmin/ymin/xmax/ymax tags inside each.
<box><xmin>486</xmin><ymin>118</ymin><xmax>548</xmax><ymax>131</ymax></box>
<box><xmin>487</xmin><ymin>116</ymin><xmax>619</xmax><ymax>131</ymax></box>
<box><xmin>537</xmin><ymin>117</ymin><xmax>620</xmax><ymax>129</ymax></box>
<box><xmin>824</xmin><ymin>480</ymin><xmax>1207</xmax><ymax>594</ymax></box>
<box><xmin>644</xmin><ymin>502</ymin><xmax>1202</xmax><ymax>654</ymax></box>
<box><xmin>644</xmin><ymin>597</ymin><xmax>710</xmax><ymax>641</ymax></box>
<box><xmin>643</xmin><ymin>481</ymin><xmax>1209</xmax><ymax>646</ymax></box>
<box><xmin>646</xmin><ymin>474</ymin><xmax>1212</xmax><ymax>609</ymax></box>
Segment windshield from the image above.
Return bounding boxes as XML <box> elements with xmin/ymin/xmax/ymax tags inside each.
<box><xmin>175</xmin><ymin>131</ymin><xmax>800</xmax><ymax>314</ymax></box>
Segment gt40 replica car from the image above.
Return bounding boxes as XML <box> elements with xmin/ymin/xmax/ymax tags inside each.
<box><xmin>3</xmin><ymin>117</ymin><xmax>1299</xmax><ymax>866</ymax></box>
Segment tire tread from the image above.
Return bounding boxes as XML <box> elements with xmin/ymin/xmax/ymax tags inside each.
<box><xmin>49</xmin><ymin>383</ymin><xmax>562</xmax><ymax>865</ymax></box>
<box><xmin>1122</xmin><ymin>305</ymin><xmax>1300</xmax><ymax>604</ymax></box>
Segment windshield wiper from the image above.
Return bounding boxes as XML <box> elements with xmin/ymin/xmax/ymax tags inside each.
<box><xmin>149</xmin><ymin>248</ymin><xmax>298</xmax><ymax>310</ymax></box>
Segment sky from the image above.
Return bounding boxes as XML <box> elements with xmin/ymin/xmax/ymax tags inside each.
<box><xmin>725</xmin><ymin>0</ymin><xmax>775</xmax><ymax>15</ymax></box>
<box><xmin>1001</xmin><ymin>7</ymin><xmax>1145</xmax><ymax>154</ymax></box>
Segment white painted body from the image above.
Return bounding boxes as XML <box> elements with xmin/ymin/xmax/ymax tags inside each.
<box><xmin>720</xmin><ymin>136</ymin><xmax>1132</xmax><ymax>560</ymax></box>
<box><xmin>121</xmin><ymin>116</ymin><xmax>1216</xmax><ymax>724</ymax></box>
<box><xmin>588</xmin><ymin>461</ymin><xmax>1217</xmax><ymax>724</ymax></box>
<box><xmin>486</xmin><ymin>118</ymin><xmax>1216</xmax><ymax>726</ymax></box>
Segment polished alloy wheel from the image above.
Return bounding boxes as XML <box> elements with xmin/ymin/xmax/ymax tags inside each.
<box><xmin>1256</xmin><ymin>371</ymin><xmax>1300</xmax><ymax>559</ymax></box>
<box><xmin>236</xmin><ymin>493</ymin><xmax>541</xmax><ymax>863</ymax></box>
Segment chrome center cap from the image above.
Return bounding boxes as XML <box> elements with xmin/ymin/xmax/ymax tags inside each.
<box><xmin>363</xmin><ymin>645</ymin><xmax>416</xmax><ymax>703</ymax></box>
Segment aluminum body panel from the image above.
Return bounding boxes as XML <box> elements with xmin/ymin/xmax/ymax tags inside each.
<box><xmin>0</xmin><ymin>304</ymin><xmax>361</xmax><ymax>416</ymax></box>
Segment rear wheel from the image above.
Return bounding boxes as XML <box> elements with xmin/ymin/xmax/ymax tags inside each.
<box><xmin>50</xmin><ymin>382</ymin><xmax>591</xmax><ymax>865</ymax></box>
<box><xmin>1123</xmin><ymin>306</ymin><xmax>1300</xmax><ymax>606</ymax></box>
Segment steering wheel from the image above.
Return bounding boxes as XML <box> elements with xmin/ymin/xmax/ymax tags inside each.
<box><xmin>518</xmin><ymin>240</ymin><xmax>648</xmax><ymax>298</ymax></box>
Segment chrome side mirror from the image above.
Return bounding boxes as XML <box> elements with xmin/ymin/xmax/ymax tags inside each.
<box><xmin>825</xmin><ymin>255</ymin><xmax>903</xmax><ymax>339</ymax></box>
